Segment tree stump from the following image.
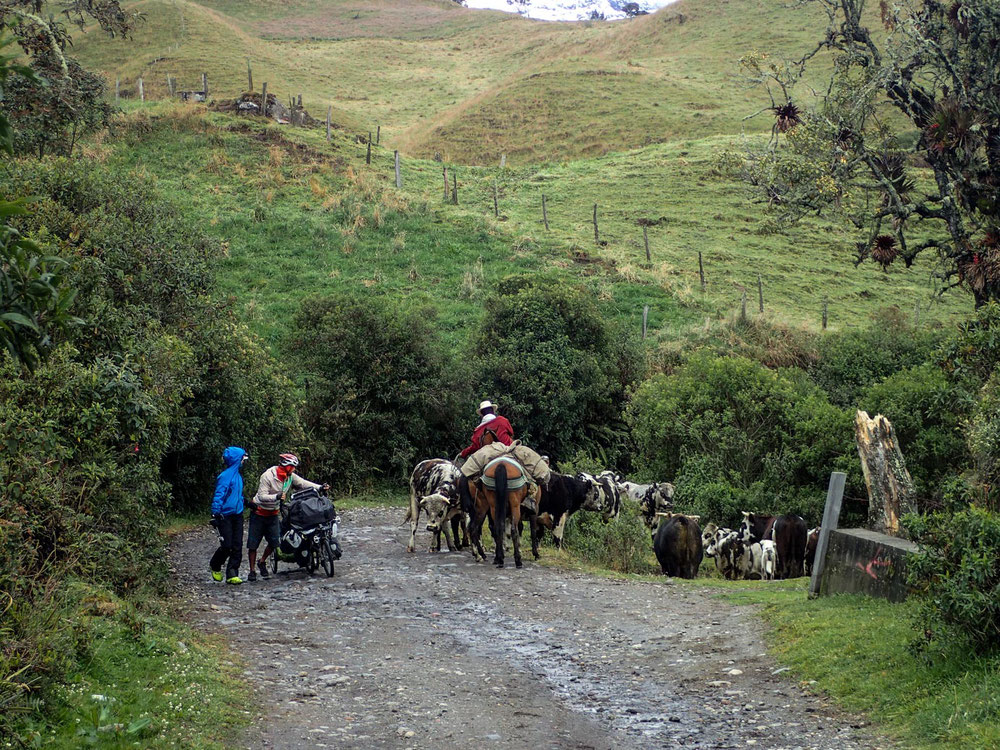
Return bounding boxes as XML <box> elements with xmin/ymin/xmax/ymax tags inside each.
<box><xmin>855</xmin><ymin>410</ymin><xmax>916</xmax><ymax>537</ymax></box>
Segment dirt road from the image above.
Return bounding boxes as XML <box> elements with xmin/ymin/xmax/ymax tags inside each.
<box><xmin>171</xmin><ymin>506</ymin><xmax>881</xmax><ymax>749</ymax></box>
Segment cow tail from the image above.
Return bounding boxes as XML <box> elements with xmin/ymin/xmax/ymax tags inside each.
<box><xmin>494</xmin><ymin>463</ymin><xmax>507</xmax><ymax>549</ymax></box>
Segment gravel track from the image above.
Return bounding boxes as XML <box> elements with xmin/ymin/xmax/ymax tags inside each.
<box><xmin>170</xmin><ymin>506</ymin><xmax>883</xmax><ymax>750</ymax></box>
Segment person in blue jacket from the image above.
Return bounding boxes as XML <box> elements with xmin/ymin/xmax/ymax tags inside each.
<box><xmin>210</xmin><ymin>446</ymin><xmax>249</xmax><ymax>584</ymax></box>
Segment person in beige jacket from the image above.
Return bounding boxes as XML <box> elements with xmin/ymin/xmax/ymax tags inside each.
<box><xmin>247</xmin><ymin>453</ymin><xmax>327</xmax><ymax>582</ymax></box>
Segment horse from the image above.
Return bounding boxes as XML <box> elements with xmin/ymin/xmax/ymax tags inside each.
<box><xmin>465</xmin><ymin>457</ymin><xmax>530</xmax><ymax>569</ymax></box>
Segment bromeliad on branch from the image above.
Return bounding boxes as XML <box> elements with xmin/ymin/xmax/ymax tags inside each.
<box><xmin>737</xmin><ymin>0</ymin><xmax>1000</xmax><ymax>308</ymax></box>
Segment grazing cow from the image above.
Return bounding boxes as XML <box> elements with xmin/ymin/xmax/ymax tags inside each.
<box><xmin>607</xmin><ymin>476</ymin><xmax>675</xmax><ymax>529</ymax></box>
<box><xmin>738</xmin><ymin>511</ymin><xmax>776</xmax><ymax>544</ymax></box>
<box><xmin>406</xmin><ymin>459</ymin><xmax>463</xmax><ymax>553</ymax></box>
<box><xmin>576</xmin><ymin>471</ymin><xmax>622</xmax><ymax>521</ymax></box>
<box><xmin>704</xmin><ymin>528</ymin><xmax>745</xmax><ymax>580</ymax></box>
<box><xmin>804</xmin><ymin>527</ymin><xmax>820</xmax><ymax>576</ymax></box>
<box><xmin>533</xmin><ymin>473</ymin><xmax>598</xmax><ymax>548</ymax></box>
<box><xmin>772</xmin><ymin>514</ymin><xmax>808</xmax><ymax>579</ymax></box>
<box><xmin>652</xmin><ymin>514</ymin><xmax>703</xmax><ymax>578</ymax></box>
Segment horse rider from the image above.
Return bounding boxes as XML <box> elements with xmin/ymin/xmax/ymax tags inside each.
<box><xmin>459</xmin><ymin>400</ymin><xmax>514</xmax><ymax>460</ymax></box>
<box><xmin>457</xmin><ymin>400</ymin><xmax>550</xmax><ymax>513</ymax></box>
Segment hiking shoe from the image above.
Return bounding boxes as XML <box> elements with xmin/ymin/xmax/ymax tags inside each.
<box><xmin>258</xmin><ymin>561</ymin><xmax>270</xmax><ymax>580</ymax></box>
<box><xmin>225</xmin><ymin>576</ymin><xmax>243</xmax><ymax>585</ymax></box>
<box><xmin>248</xmin><ymin>570</ymin><xmax>257</xmax><ymax>582</ymax></box>
<box><xmin>211</xmin><ymin>569</ymin><xmax>223</xmax><ymax>582</ymax></box>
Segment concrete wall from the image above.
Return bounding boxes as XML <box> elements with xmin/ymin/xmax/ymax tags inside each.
<box><xmin>819</xmin><ymin>528</ymin><xmax>919</xmax><ymax>603</ymax></box>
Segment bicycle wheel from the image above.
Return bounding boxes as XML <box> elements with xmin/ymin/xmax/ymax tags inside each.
<box><xmin>270</xmin><ymin>547</ymin><xmax>279</xmax><ymax>575</ymax></box>
<box><xmin>320</xmin><ymin>537</ymin><xmax>335</xmax><ymax>577</ymax></box>
<box><xmin>307</xmin><ymin>545</ymin><xmax>319</xmax><ymax>574</ymax></box>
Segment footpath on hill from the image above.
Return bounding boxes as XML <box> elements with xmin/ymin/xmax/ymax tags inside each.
<box><xmin>170</xmin><ymin>506</ymin><xmax>884</xmax><ymax>750</ymax></box>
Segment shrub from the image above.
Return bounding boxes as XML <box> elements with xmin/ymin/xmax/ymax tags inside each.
<box><xmin>293</xmin><ymin>294</ymin><xmax>466</xmax><ymax>489</ymax></box>
<box><xmin>809</xmin><ymin>310</ymin><xmax>941</xmax><ymax>407</ymax></box>
<box><xmin>965</xmin><ymin>374</ymin><xmax>1000</xmax><ymax>510</ymax></box>
<box><xmin>907</xmin><ymin>507</ymin><xmax>1000</xmax><ymax>655</ymax></box>
<box><xmin>628</xmin><ymin>354</ymin><xmax>861</xmax><ymax>528</ymax></box>
<box><xmin>860</xmin><ymin>363</ymin><xmax>968</xmax><ymax>508</ymax></box>
<box><xmin>561</xmin><ymin>500</ymin><xmax>657</xmax><ymax>575</ymax></box>
<box><xmin>472</xmin><ymin>276</ymin><xmax>645</xmax><ymax>466</ymax></box>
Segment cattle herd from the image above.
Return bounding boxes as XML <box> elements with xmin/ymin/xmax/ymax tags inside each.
<box><xmin>407</xmin><ymin>458</ymin><xmax>821</xmax><ymax>581</ymax></box>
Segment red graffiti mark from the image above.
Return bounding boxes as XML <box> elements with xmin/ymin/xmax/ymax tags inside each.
<box><xmin>855</xmin><ymin>546</ymin><xmax>891</xmax><ymax>580</ymax></box>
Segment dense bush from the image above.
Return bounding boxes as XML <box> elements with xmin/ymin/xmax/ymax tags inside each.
<box><xmin>561</xmin><ymin>500</ymin><xmax>657</xmax><ymax>575</ymax></box>
<box><xmin>628</xmin><ymin>354</ymin><xmax>857</xmax><ymax>527</ymax></box>
<box><xmin>471</xmin><ymin>275</ymin><xmax>645</xmax><ymax>466</ymax></box>
<box><xmin>293</xmin><ymin>294</ymin><xmax>466</xmax><ymax>488</ymax></box>
<box><xmin>0</xmin><ymin>159</ymin><xmax>300</xmax><ymax>734</ymax></box>
<box><xmin>860</xmin><ymin>364</ymin><xmax>968</xmax><ymax>508</ymax></box>
<box><xmin>808</xmin><ymin>311</ymin><xmax>941</xmax><ymax>407</ymax></box>
<box><xmin>907</xmin><ymin>508</ymin><xmax>1000</xmax><ymax>655</ymax></box>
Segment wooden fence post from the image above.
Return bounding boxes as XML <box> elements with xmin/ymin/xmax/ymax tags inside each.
<box><xmin>808</xmin><ymin>471</ymin><xmax>846</xmax><ymax>598</ymax></box>
<box><xmin>137</xmin><ymin>78</ymin><xmax>144</xmax><ymax>102</ymax></box>
<box><xmin>740</xmin><ymin>288</ymin><xmax>748</xmax><ymax>322</ymax></box>
<box><xmin>500</xmin><ymin>153</ymin><xmax>506</xmax><ymax>169</ymax></box>
<box><xmin>593</xmin><ymin>204</ymin><xmax>599</xmax><ymax>243</ymax></box>
<box><xmin>698</xmin><ymin>251</ymin><xmax>706</xmax><ymax>290</ymax></box>
<box><xmin>452</xmin><ymin>171</ymin><xmax>458</xmax><ymax>205</ymax></box>
<box><xmin>643</xmin><ymin>225</ymin><xmax>650</xmax><ymax>263</ymax></box>
<box><xmin>260</xmin><ymin>82</ymin><xmax>267</xmax><ymax>116</ymax></box>
<box><xmin>202</xmin><ymin>72</ymin><xmax>208</xmax><ymax>97</ymax></box>
<box><xmin>366</xmin><ymin>141</ymin><xmax>371</xmax><ymax>165</ymax></box>
<box><xmin>297</xmin><ymin>94</ymin><xmax>302</xmax><ymax>107</ymax></box>
<box><xmin>246</xmin><ymin>58</ymin><xmax>253</xmax><ymax>91</ymax></box>
<box><xmin>642</xmin><ymin>305</ymin><xmax>650</xmax><ymax>340</ymax></box>
<box><xmin>376</xmin><ymin>124</ymin><xmax>380</xmax><ymax>144</ymax></box>
<box><xmin>394</xmin><ymin>150</ymin><xmax>401</xmax><ymax>188</ymax></box>
<box><xmin>758</xmin><ymin>274</ymin><xmax>764</xmax><ymax>313</ymax></box>
<box><xmin>326</xmin><ymin>106</ymin><xmax>332</xmax><ymax>141</ymax></box>
<box><xmin>442</xmin><ymin>167</ymin><xmax>449</xmax><ymax>201</ymax></box>
<box><xmin>542</xmin><ymin>194</ymin><xmax>549</xmax><ymax>231</ymax></box>
<box><xmin>115</xmin><ymin>75</ymin><xmax>120</xmax><ymax>103</ymax></box>
<box><xmin>493</xmin><ymin>182</ymin><xmax>499</xmax><ymax>218</ymax></box>
<box><xmin>822</xmin><ymin>299</ymin><xmax>829</xmax><ymax>330</ymax></box>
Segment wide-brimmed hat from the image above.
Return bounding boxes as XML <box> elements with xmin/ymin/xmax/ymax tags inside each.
<box><xmin>478</xmin><ymin>400</ymin><xmax>495</xmax><ymax>413</ymax></box>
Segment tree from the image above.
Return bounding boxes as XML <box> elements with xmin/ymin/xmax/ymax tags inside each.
<box><xmin>739</xmin><ymin>0</ymin><xmax>1000</xmax><ymax>307</ymax></box>
<box><xmin>472</xmin><ymin>276</ymin><xmax>644</xmax><ymax>467</ymax></box>
<box><xmin>0</xmin><ymin>32</ymin><xmax>80</xmax><ymax>369</ymax></box>
<box><xmin>5</xmin><ymin>51</ymin><xmax>112</xmax><ymax>157</ymax></box>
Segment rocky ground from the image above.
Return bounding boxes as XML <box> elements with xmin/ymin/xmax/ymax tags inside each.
<box><xmin>170</xmin><ymin>506</ymin><xmax>884</xmax><ymax>750</ymax></box>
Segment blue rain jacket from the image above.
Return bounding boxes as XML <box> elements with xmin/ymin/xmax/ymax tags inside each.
<box><xmin>211</xmin><ymin>446</ymin><xmax>246</xmax><ymax>516</ymax></box>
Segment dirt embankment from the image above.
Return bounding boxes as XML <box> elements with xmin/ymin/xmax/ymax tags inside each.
<box><xmin>171</xmin><ymin>506</ymin><xmax>883</xmax><ymax>749</ymax></box>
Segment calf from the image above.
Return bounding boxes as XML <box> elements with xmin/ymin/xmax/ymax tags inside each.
<box><xmin>744</xmin><ymin>540</ymin><xmax>778</xmax><ymax>580</ymax></box>
<box><xmin>704</xmin><ymin>528</ymin><xmax>746</xmax><ymax>580</ymax></box>
<box><xmin>772</xmin><ymin>514</ymin><xmax>808</xmax><ymax>579</ymax></box>
<box><xmin>406</xmin><ymin>459</ymin><xmax>463</xmax><ymax>553</ymax></box>
<box><xmin>804</xmin><ymin>526</ymin><xmax>820</xmax><ymax>576</ymax></box>
<box><xmin>653</xmin><ymin>514</ymin><xmax>703</xmax><ymax>578</ymax></box>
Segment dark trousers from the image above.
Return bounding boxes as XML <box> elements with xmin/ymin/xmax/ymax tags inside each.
<box><xmin>210</xmin><ymin>513</ymin><xmax>244</xmax><ymax>579</ymax></box>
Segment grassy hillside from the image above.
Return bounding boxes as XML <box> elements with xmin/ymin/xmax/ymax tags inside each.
<box><xmin>104</xmin><ymin>105</ymin><xmax>689</xmax><ymax>350</ymax></box>
<box><xmin>73</xmin><ymin>0</ymin><xmax>842</xmax><ymax>164</ymax></box>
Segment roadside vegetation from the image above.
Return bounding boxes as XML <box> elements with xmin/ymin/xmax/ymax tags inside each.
<box><xmin>3</xmin><ymin>0</ymin><xmax>1000</xmax><ymax>746</ymax></box>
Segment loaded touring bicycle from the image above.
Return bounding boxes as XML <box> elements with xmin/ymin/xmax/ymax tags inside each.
<box><xmin>272</xmin><ymin>487</ymin><xmax>342</xmax><ymax>577</ymax></box>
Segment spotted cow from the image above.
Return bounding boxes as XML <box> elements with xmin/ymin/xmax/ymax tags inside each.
<box><xmin>406</xmin><ymin>459</ymin><xmax>464</xmax><ymax>553</ymax></box>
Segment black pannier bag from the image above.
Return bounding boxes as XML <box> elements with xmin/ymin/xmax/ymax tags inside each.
<box><xmin>287</xmin><ymin>488</ymin><xmax>336</xmax><ymax>529</ymax></box>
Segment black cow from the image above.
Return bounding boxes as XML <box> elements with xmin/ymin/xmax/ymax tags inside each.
<box><xmin>772</xmin><ymin>514</ymin><xmax>808</xmax><ymax>579</ymax></box>
<box><xmin>653</xmin><ymin>514</ymin><xmax>703</xmax><ymax>579</ymax></box>
<box><xmin>532</xmin><ymin>473</ymin><xmax>596</xmax><ymax>548</ymax></box>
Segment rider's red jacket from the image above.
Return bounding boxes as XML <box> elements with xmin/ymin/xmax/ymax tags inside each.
<box><xmin>459</xmin><ymin>416</ymin><xmax>514</xmax><ymax>458</ymax></box>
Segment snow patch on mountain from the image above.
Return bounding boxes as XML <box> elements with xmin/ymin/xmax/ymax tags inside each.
<box><xmin>463</xmin><ymin>0</ymin><xmax>677</xmax><ymax>22</ymax></box>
